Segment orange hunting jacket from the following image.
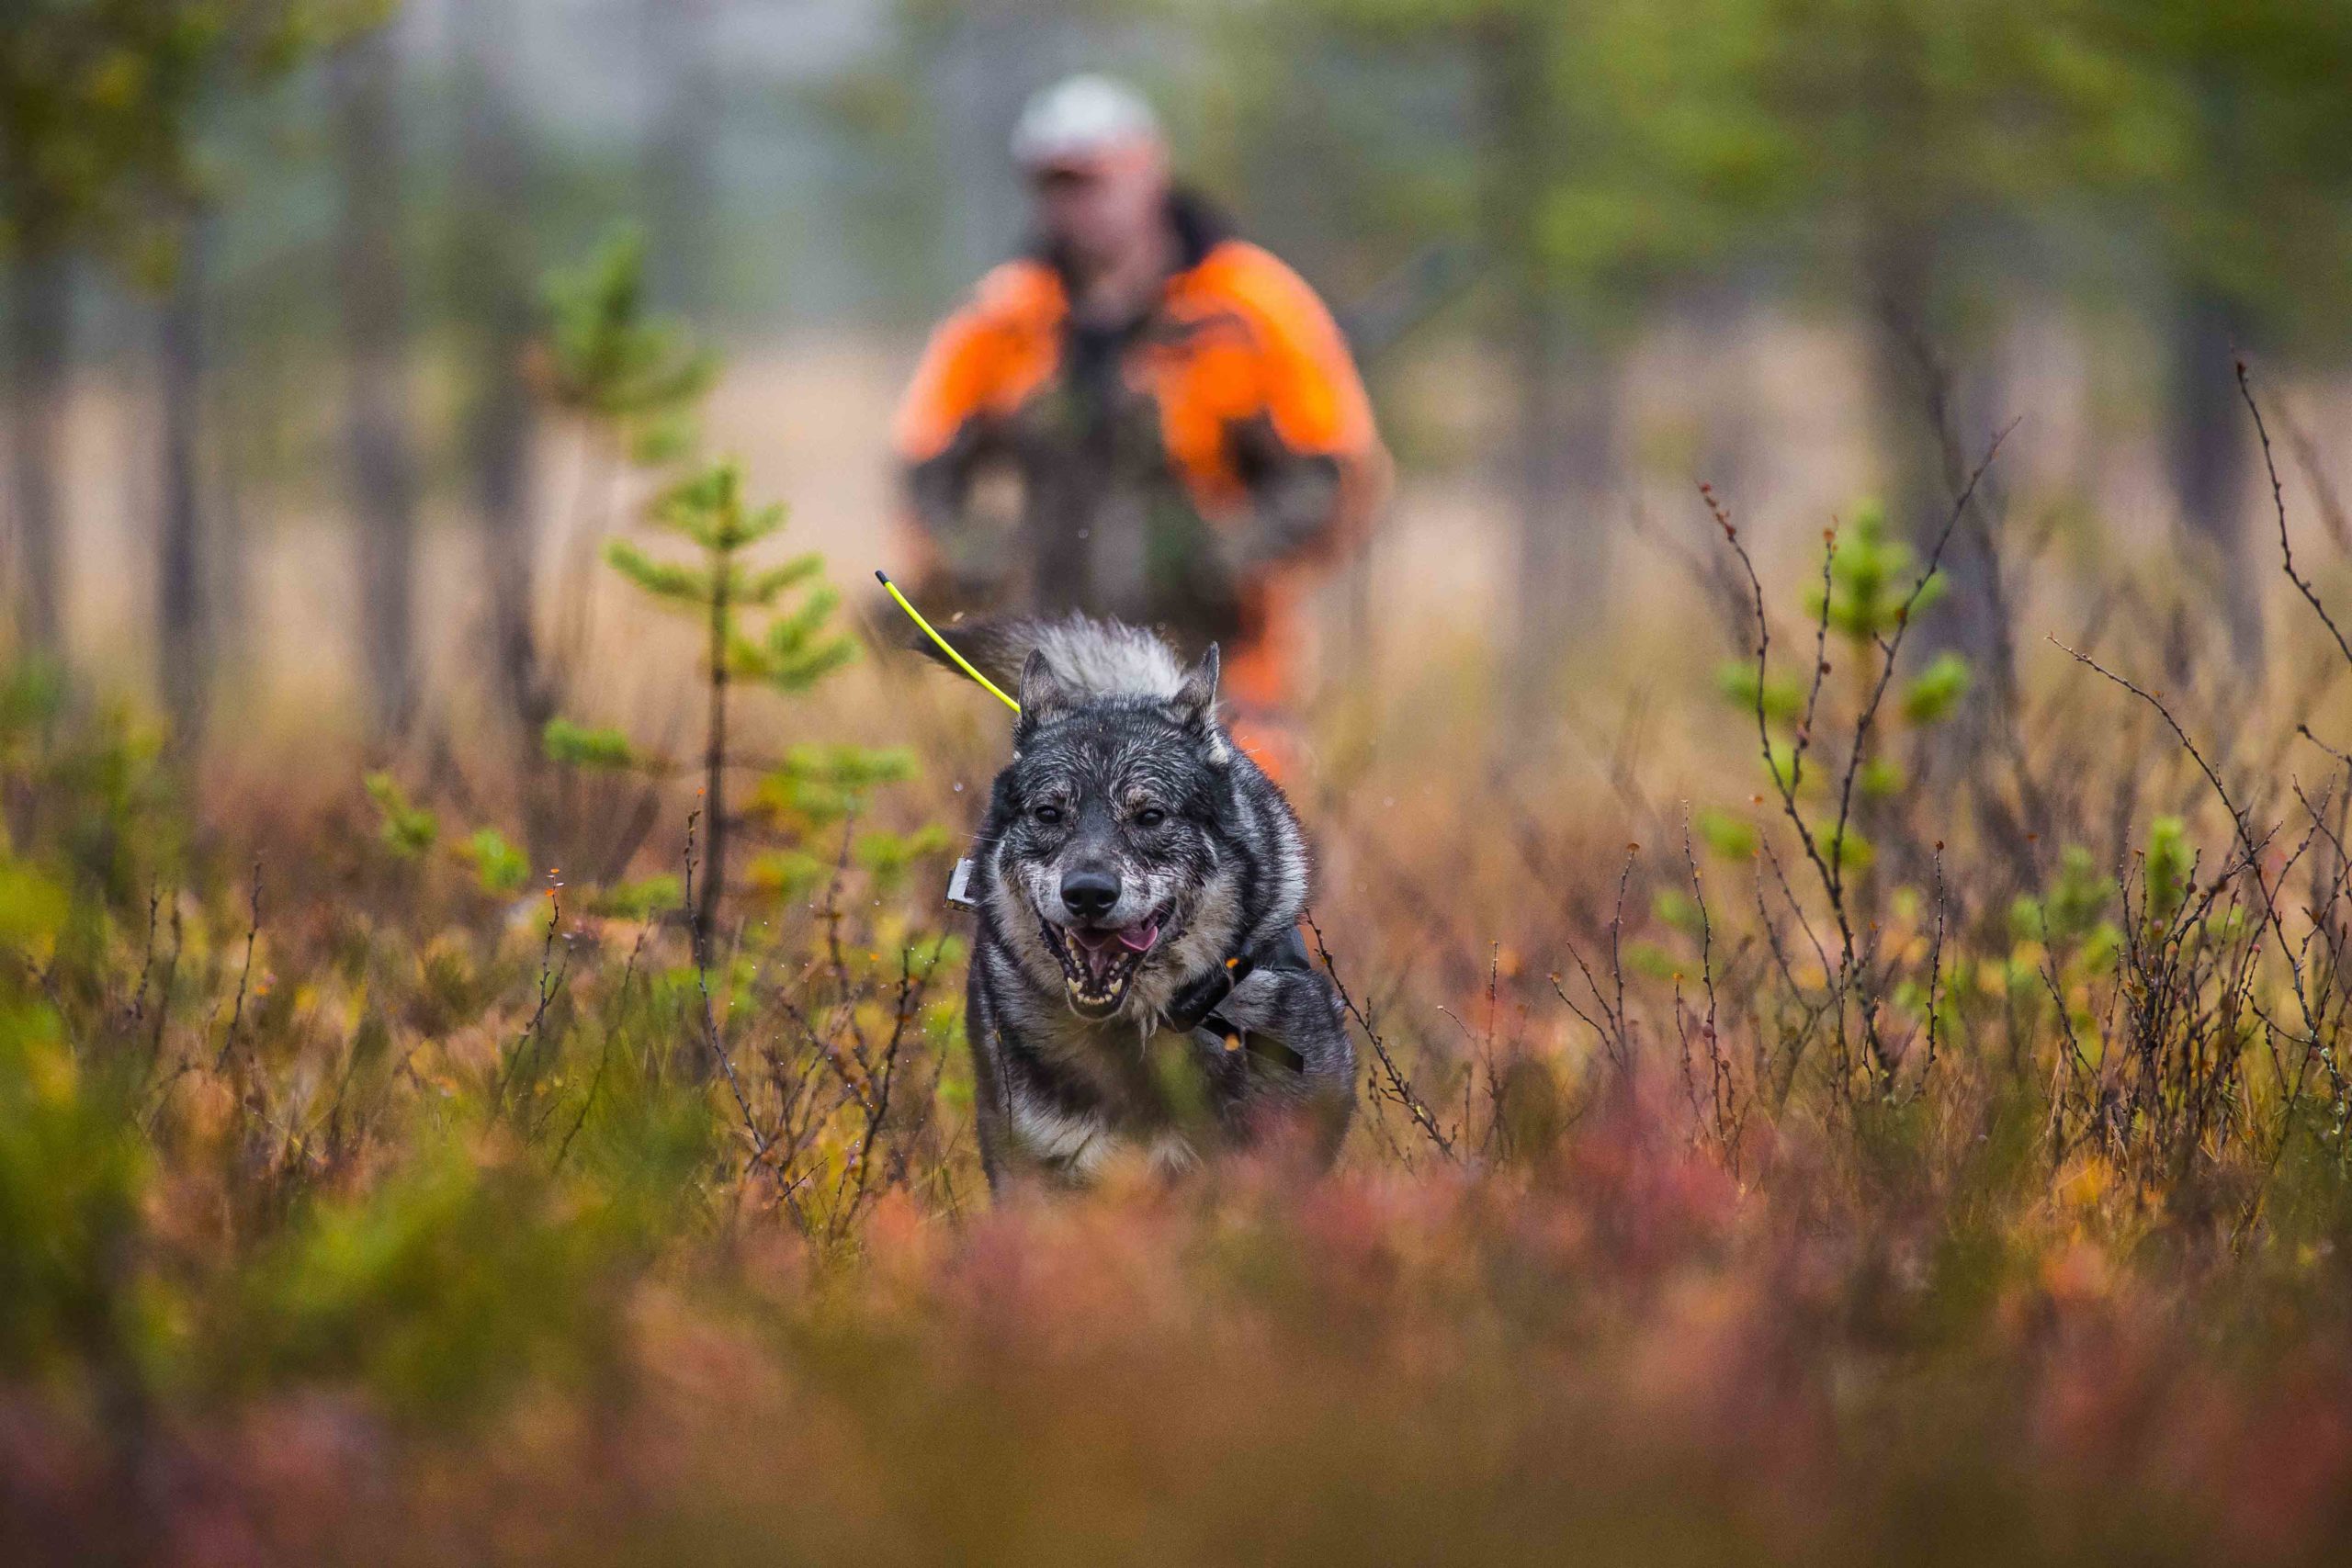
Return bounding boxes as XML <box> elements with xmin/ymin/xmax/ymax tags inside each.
<box><xmin>892</xmin><ymin>199</ymin><xmax>1384</xmax><ymax>715</ymax></box>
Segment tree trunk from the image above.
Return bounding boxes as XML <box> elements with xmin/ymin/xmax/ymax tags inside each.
<box><xmin>933</xmin><ymin>1</ymin><xmax>1058</xmax><ymax>281</ymax></box>
<box><xmin>695</xmin><ymin>562</ymin><xmax>729</xmax><ymax>964</ymax></box>
<box><xmin>157</xmin><ymin>218</ymin><xmax>211</xmax><ymax>746</ymax></box>
<box><xmin>452</xmin><ymin>0</ymin><xmax>548</xmax><ymax>852</ymax></box>
<box><xmin>1846</xmin><ymin>0</ymin><xmax>2001</xmax><ymax>682</ymax></box>
<box><xmin>6</xmin><ymin>253</ymin><xmax>70</xmax><ymax>659</ymax></box>
<box><xmin>1505</xmin><ymin>313</ymin><xmax>1613</xmax><ymax>704</ymax></box>
<box><xmin>640</xmin><ymin>0</ymin><xmax>718</xmax><ymax>320</ymax></box>
<box><xmin>1863</xmin><ymin>218</ymin><xmax>2006</xmax><ymax>664</ymax></box>
<box><xmin>1683</xmin><ymin>281</ymin><xmax>1758</xmax><ymax>505</ymax></box>
<box><xmin>1476</xmin><ymin>17</ymin><xmax>1611</xmax><ymax>715</ymax></box>
<box><xmin>2166</xmin><ymin>283</ymin><xmax>2261</xmax><ymax>672</ymax></box>
<box><xmin>332</xmin><ymin>24</ymin><xmax>421</xmax><ymax>739</ymax></box>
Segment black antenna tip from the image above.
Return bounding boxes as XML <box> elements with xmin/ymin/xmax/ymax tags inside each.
<box><xmin>874</xmin><ymin>569</ymin><xmax>890</xmax><ymax>585</ymax></box>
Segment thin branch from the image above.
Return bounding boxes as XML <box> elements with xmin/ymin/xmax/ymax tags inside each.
<box><xmin>2238</xmin><ymin>358</ymin><xmax>2352</xmax><ymax>672</ymax></box>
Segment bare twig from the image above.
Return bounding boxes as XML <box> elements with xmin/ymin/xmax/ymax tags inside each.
<box><xmin>1308</xmin><ymin>912</ymin><xmax>1454</xmax><ymax>1161</ymax></box>
<box><xmin>2238</xmin><ymin>358</ymin><xmax>2352</xmax><ymax>672</ymax></box>
<box><xmin>683</xmin><ymin>809</ymin><xmax>771</xmax><ymax>1174</ymax></box>
<box><xmin>212</xmin><ymin>859</ymin><xmax>264</xmax><ymax>1072</ymax></box>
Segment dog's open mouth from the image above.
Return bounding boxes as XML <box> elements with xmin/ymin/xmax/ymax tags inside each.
<box><xmin>1042</xmin><ymin>908</ymin><xmax>1170</xmax><ymax>1016</ymax></box>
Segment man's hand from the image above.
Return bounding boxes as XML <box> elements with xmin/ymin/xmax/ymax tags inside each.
<box><xmin>1229</xmin><ymin>454</ymin><xmax>1346</xmax><ymax>570</ymax></box>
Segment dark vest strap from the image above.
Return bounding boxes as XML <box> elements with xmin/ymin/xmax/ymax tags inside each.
<box><xmin>1170</xmin><ymin>927</ymin><xmax>1313</xmax><ymax>1073</ymax></box>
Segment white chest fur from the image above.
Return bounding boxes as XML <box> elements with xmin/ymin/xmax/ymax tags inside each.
<box><xmin>1010</xmin><ymin>1096</ymin><xmax>1198</xmax><ymax>1179</ymax></box>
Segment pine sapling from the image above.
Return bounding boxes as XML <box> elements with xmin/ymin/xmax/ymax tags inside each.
<box><xmin>603</xmin><ymin>462</ymin><xmax>853</xmax><ymax>958</ymax></box>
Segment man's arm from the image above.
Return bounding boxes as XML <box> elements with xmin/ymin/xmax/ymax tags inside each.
<box><xmin>904</xmin><ymin>424</ymin><xmax>990</xmax><ymax>569</ymax></box>
<box><xmin>1225</xmin><ymin>418</ymin><xmax>1348</xmax><ymax>568</ymax></box>
<box><xmin>1217</xmin><ymin>246</ymin><xmax>1386</xmax><ymax>569</ymax></box>
<box><xmin>892</xmin><ymin>311</ymin><xmax>999</xmax><ymax>582</ymax></box>
<box><xmin>890</xmin><ymin>263</ymin><xmax>1061</xmax><ymax>587</ymax></box>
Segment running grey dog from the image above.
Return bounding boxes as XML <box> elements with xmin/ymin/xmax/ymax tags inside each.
<box><xmin>925</xmin><ymin>615</ymin><xmax>1354</xmax><ymax>1190</ymax></box>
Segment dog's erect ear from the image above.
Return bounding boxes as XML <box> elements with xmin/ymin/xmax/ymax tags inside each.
<box><xmin>1016</xmin><ymin>649</ymin><xmax>1075</xmax><ymax>735</ymax></box>
<box><xmin>1168</xmin><ymin>644</ymin><xmax>1220</xmax><ymax>732</ymax></box>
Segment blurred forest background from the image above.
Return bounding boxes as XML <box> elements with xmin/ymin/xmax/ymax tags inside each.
<box><xmin>19</xmin><ymin>6</ymin><xmax>2352</xmax><ymax>1561</ymax></box>
<box><xmin>9</xmin><ymin>0</ymin><xmax>2352</xmax><ymax>768</ymax></box>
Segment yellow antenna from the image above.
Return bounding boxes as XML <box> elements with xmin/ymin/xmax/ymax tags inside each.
<box><xmin>875</xmin><ymin>570</ymin><xmax>1023</xmax><ymax>714</ymax></box>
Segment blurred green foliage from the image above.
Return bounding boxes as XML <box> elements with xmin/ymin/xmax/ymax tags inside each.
<box><xmin>540</xmin><ymin>717</ymin><xmax>639</xmax><ymax>773</ymax></box>
<box><xmin>364</xmin><ymin>771</ymin><xmax>437</xmax><ymax>857</ymax></box>
<box><xmin>536</xmin><ymin>224</ymin><xmax>716</xmax><ymax>457</ymax></box>
<box><xmin>2143</xmin><ymin>813</ymin><xmax>2194</xmax><ymax>928</ymax></box>
<box><xmin>363</xmin><ymin>231</ymin><xmax>941</xmax><ymax>929</ymax></box>
<box><xmin>0</xmin><ymin>0</ymin><xmax>386</xmax><ymax>276</ymax></box>
<box><xmin>0</xmin><ymin>868</ymin><xmax>153</xmax><ymax>1385</ymax></box>
<box><xmin>457</xmin><ymin>827</ymin><xmax>530</xmax><ymax>897</ymax></box>
<box><xmin>1196</xmin><ymin>0</ymin><xmax>2352</xmax><ymax>346</ymax></box>
<box><xmin>1804</xmin><ymin>502</ymin><xmax>1946</xmax><ymax>642</ymax></box>
<box><xmin>1706</xmin><ymin>497</ymin><xmax>1972</xmax><ymax>893</ymax></box>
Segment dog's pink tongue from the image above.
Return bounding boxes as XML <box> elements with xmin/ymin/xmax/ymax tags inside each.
<box><xmin>1068</xmin><ymin>929</ymin><xmax>1121</xmax><ymax>985</ymax></box>
<box><xmin>1116</xmin><ymin>919</ymin><xmax>1159</xmax><ymax>953</ymax></box>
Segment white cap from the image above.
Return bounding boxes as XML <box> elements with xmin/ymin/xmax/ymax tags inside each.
<box><xmin>1010</xmin><ymin>74</ymin><xmax>1161</xmax><ymax>170</ymax></box>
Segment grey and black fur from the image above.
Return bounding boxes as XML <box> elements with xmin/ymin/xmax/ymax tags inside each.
<box><xmin>931</xmin><ymin>615</ymin><xmax>1352</xmax><ymax>1189</ymax></box>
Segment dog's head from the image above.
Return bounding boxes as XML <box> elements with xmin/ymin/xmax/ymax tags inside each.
<box><xmin>986</xmin><ymin>645</ymin><xmax>1237</xmax><ymax>1021</ymax></box>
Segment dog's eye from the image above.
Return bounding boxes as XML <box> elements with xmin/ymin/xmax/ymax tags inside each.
<box><xmin>1032</xmin><ymin>804</ymin><xmax>1064</xmax><ymax>826</ymax></box>
<box><xmin>1133</xmin><ymin>807</ymin><xmax>1167</xmax><ymax>829</ymax></box>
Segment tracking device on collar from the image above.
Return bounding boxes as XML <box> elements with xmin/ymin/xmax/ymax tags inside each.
<box><xmin>889</xmin><ymin>573</ymin><xmax>1005</xmax><ymax>919</ymax></box>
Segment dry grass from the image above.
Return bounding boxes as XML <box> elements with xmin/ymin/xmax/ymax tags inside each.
<box><xmin>10</xmin><ymin>345</ymin><xmax>2352</xmax><ymax>1561</ymax></box>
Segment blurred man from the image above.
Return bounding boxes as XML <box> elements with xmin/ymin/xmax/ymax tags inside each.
<box><xmin>892</xmin><ymin>74</ymin><xmax>1385</xmax><ymax>773</ymax></box>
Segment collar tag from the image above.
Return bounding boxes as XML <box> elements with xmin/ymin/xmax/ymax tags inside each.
<box><xmin>945</xmin><ymin>857</ymin><xmax>979</xmax><ymax>910</ymax></box>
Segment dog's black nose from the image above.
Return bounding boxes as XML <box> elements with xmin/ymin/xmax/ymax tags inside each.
<box><xmin>1060</xmin><ymin>866</ymin><xmax>1121</xmax><ymax>921</ymax></box>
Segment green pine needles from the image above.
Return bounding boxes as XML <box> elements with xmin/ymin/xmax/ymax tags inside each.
<box><xmin>367</xmin><ymin>229</ymin><xmax>927</xmax><ymax>956</ymax></box>
<box><xmin>604</xmin><ymin>459</ymin><xmax>856</xmax><ymax>956</ymax></box>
